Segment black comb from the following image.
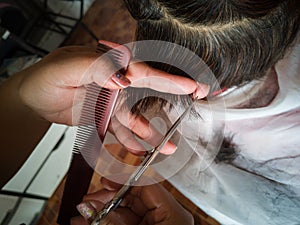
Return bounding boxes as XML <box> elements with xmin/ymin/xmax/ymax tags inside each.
<box><xmin>57</xmin><ymin>43</ymin><xmax>128</xmax><ymax>225</ymax></box>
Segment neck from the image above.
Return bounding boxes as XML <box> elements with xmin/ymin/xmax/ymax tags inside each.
<box><xmin>233</xmin><ymin>67</ymin><xmax>279</xmax><ymax>109</ymax></box>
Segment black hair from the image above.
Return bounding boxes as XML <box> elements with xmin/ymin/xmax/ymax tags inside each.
<box><xmin>124</xmin><ymin>0</ymin><xmax>300</xmax><ymax>112</ymax></box>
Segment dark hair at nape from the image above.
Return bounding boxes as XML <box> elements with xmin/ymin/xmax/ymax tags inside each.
<box><xmin>123</xmin><ymin>0</ymin><xmax>299</xmax><ymax>112</ymax></box>
<box><xmin>125</xmin><ymin>0</ymin><xmax>299</xmax><ymax>87</ymax></box>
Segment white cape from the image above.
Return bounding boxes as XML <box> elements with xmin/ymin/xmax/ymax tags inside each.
<box><xmin>158</xmin><ymin>43</ymin><xmax>300</xmax><ymax>225</ymax></box>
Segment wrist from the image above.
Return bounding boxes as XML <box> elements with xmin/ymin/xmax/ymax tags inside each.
<box><xmin>0</xmin><ymin>72</ymin><xmax>51</xmax><ymax>188</ymax></box>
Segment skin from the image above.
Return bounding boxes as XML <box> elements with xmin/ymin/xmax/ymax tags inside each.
<box><xmin>72</xmin><ymin>178</ymin><xmax>194</xmax><ymax>225</ymax></box>
<box><xmin>0</xmin><ymin>42</ymin><xmax>208</xmax><ymax>222</ymax></box>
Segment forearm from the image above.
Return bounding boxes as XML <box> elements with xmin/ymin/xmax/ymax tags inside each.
<box><xmin>0</xmin><ymin>72</ymin><xmax>51</xmax><ymax>188</ymax></box>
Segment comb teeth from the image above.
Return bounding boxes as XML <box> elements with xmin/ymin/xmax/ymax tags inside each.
<box><xmin>73</xmin><ymin>83</ymin><xmax>119</xmax><ymax>170</ymax></box>
<box><xmin>72</xmin><ymin>43</ymin><xmax>127</xmax><ymax>159</ymax></box>
<box><xmin>58</xmin><ymin>44</ymin><xmax>126</xmax><ymax>225</ymax></box>
<box><xmin>96</xmin><ymin>43</ymin><xmax>124</xmax><ymax>72</ymax></box>
<box><xmin>73</xmin><ymin>83</ymin><xmax>119</xmax><ymax>148</ymax></box>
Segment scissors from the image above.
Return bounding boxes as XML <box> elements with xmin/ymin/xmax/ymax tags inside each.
<box><xmin>91</xmin><ymin>100</ymin><xmax>196</xmax><ymax>225</ymax></box>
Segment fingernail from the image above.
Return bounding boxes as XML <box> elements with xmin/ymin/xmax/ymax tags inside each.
<box><xmin>77</xmin><ymin>202</ymin><xmax>97</xmax><ymax>222</ymax></box>
<box><xmin>111</xmin><ymin>72</ymin><xmax>131</xmax><ymax>88</ymax></box>
<box><xmin>161</xmin><ymin>141</ymin><xmax>177</xmax><ymax>155</ymax></box>
<box><xmin>192</xmin><ymin>83</ymin><xmax>210</xmax><ymax>100</ymax></box>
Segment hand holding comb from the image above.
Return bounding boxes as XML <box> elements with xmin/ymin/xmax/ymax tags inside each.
<box><xmin>57</xmin><ymin>41</ymin><xmax>132</xmax><ymax>225</ymax></box>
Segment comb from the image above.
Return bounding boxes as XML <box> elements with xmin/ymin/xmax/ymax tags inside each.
<box><xmin>57</xmin><ymin>43</ymin><xmax>128</xmax><ymax>225</ymax></box>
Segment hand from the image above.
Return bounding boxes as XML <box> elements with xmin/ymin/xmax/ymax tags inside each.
<box><xmin>0</xmin><ymin>41</ymin><xmax>209</xmax><ymax>187</ymax></box>
<box><xmin>17</xmin><ymin>41</ymin><xmax>209</xmax><ymax>154</ymax></box>
<box><xmin>18</xmin><ymin>45</ymin><xmax>127</xmax><ymax>125</ymax></box>
<box><xmin>18</xmin><ymin>43</ymin><xmax>208</xmax><ymax>126</ymax></box>
<box><xmin>72</xmin><ymin>178</ymin><xmax>194</xmax><ymax>225</ymax></box>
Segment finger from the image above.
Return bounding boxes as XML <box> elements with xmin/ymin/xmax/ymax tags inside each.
<box><xmin>78</xmin><ymin>195</ymin><xmax>141</xmax><ymax>225</ymax></box>
<box><xmin>76</xmin><ymin>200</ymin><xmax>103</xmax><ymax>223</ymax></box>
<box><xmin>100</xmin><ymin>177</ymin><xmax>124</xmax><ymax>191</ymax></box>
<box><xmin>97</xmin><ymin>41</ymin><xmax>207</xmax><ymax>100</ymax></box>
<box><xmin>83</xmin><ymin>184</ymin><xmax>168</xmax><ymax>224</ymax></box>
<box><xmin>121</xmin><ymin>192</ymin><xmax>148</xmax><ymax>217</ymax></box>
<box><xmin>98</xmin><ymin>178</ymin><xmax>148</xmax><ymax>217</ymax></box>
<box><xmin>76</xmin><ymin>204</ymin><xmax>141</xmax><ymax>225</ymax></box>
<box><xmin>140</xmin><ymin>209</ymin><xmax>166</xmax><ymax>225</ymax></box>
<box><xmin>79</xmin><ymin>54</ymin><xmax>128</xmax><ymax>89</ymax></box>
<box><xmin>113</xmin><ymin>107</ymin><xmax>177</xmax><ymax>155</ymax></box>
<box><xmin>131</xmin><ymin>184</ymin><xmax>194</xmax><ymax>224</ymax></box>
<box><xmin>114</xmin><ymin>108</ymin><xmax>151</xmax><ymax>140</ymax></box>
<box><xmin>71</xmin><ymin>215</ymin><xmax>89</xmax><ymax>225</ymax></box>
<box><xmin>48</xmin><ymin>44</ymin><xmax>131</xmax><ymax>90</ymax></box>
<box><xmin>126</xmin><ymin>61</ymin><xmax>210</xmax><ymax>98</ymax></box>
<box><xmin>97</xmin><ymin>40</ymin><xmax>133</xmax><ymax>89</ymax></box>
<box><xmin>128</xmin><ymin>185</ymin><xmax>171</xmax><ymax>225</ymax></box>
<box><xmin>109</xmin><ymin>116</ymin><xmax>146</xmax><ymax>155</ymax></box>
<box><xmin>130</xmin><ymin>184</ymin><xmax>173</xmax><ymax>210</ymax></box>
<box><xmin>100</xmin><ymin>208</ymin><xmax>141</xmax><ymax>225</ymax></box>
<box><xmin>83</xmin><ymin>189</ymin><xmax>116</xmax><ymax>203</ymax></box>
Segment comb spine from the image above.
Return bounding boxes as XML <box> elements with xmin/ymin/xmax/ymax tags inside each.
<box><xmin>57</xmin><ymin>84</ymin><xmax>120</xmax><ymax>225</ymax></box>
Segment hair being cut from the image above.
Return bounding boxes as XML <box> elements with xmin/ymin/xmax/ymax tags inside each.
<box><xmin>124</xmin><ymin>0</ymin><xmax>300</xmax><ymax>112</ymax></box>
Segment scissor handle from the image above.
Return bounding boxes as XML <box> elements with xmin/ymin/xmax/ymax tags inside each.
<box><xmin>91</xmin><ymin>100</ymin><xmax>195</xmax><ymax>224</ymax></box>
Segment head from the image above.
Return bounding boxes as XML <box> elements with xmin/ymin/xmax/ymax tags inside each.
<box><xmin>123</xmin><ymin>0</ymin><xmax>300</xmax><ymax>112</ymax></box>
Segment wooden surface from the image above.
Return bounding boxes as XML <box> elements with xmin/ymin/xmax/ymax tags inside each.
<box><xmin>36</xmin><ymin>0</ymin><xmax>220</xmax><ymax>224</ymax></box>
<box><xmin>63</xmin><ymin>0</ymin><xmax>136</xmax><ymax>48</ymax></box>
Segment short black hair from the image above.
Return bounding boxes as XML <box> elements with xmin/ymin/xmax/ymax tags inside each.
<box><xmin>124</xmin><ymin>0</ymin><xmax>300</xmax><ymax>112</ymax></box>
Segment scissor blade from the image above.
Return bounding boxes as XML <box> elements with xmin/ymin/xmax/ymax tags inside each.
<box><xmin>91</xmin><ymin>101</ymin><xmax>195</xmax><ymax>225</ymax></box>
<box><xmin>157</xmin><ymin>100</ymin><xmax>195</xmax><ymax>151</ymax></box>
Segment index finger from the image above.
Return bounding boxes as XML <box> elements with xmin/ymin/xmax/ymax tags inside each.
<box><xmin>126</xmin><ymin>61</ymin><xmax>210</xmax><ymax>98</ymax></box>
<box><xmin>99</xmin><ymin>178</ymin><xmax>171</xmax><ymax>209</ymax></box>
<box><xmin>129</xmin><ymin>184</ymin><xmax>173</xmax><ymax>209</ymax></box>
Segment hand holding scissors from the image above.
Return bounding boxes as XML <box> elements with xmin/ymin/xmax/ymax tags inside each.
<box><xmin>91</xmin><ymin>100</ymin><xmax>196</xmax><ymax>225</ymax></box>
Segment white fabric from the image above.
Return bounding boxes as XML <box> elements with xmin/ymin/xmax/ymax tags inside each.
<box><xmin>159</xmin><ymin>43</ymin><xmax>300</xmax><ymax>225</ymax></box>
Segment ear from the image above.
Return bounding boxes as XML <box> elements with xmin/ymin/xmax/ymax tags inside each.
<box><xmin>123</xmin><ymin>0</ymin><xmax>164</xmax><ymax>21</ymax></box>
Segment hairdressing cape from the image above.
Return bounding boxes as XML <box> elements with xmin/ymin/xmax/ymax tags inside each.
<box><xmin>157</xmin><ymin>43</ymin><xmax>300</xmax><ymax>225</ymax></box>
